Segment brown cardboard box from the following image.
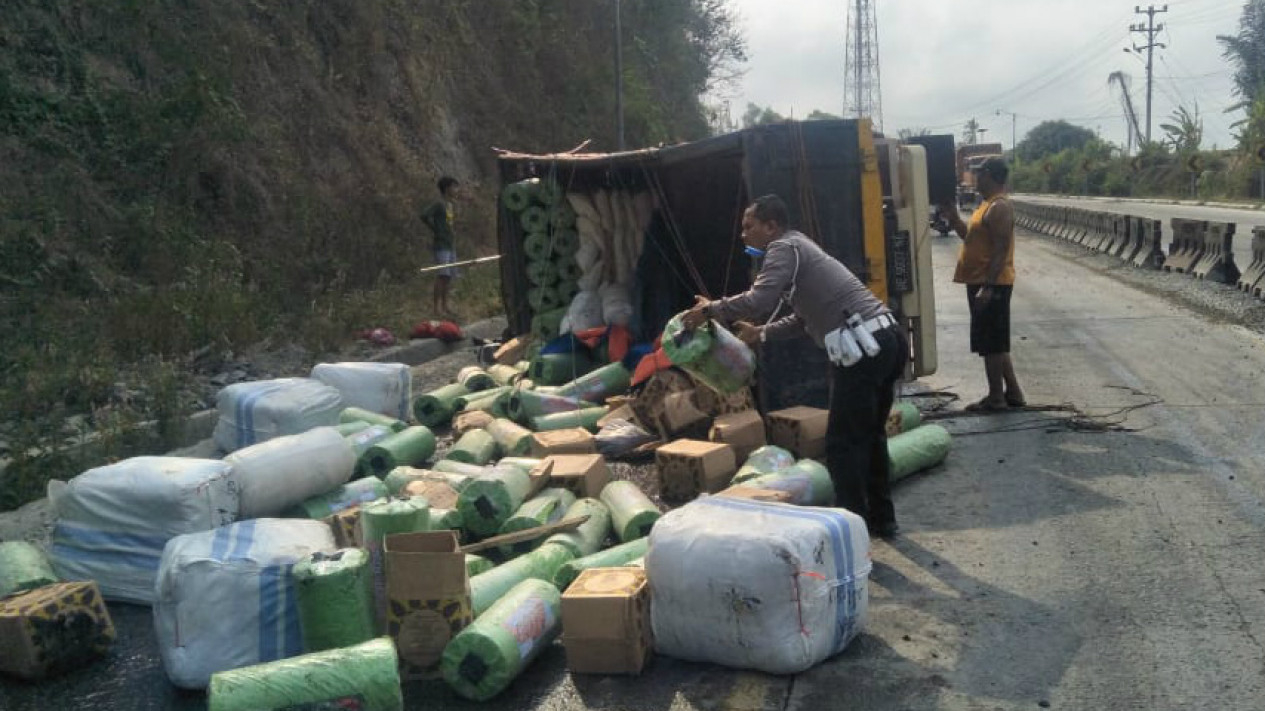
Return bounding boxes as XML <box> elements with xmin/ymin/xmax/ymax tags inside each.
<box><xmin>561</xmin><ymin>568</ymin><xmax>652</xmax><ymax>675</ymax></box>
<box><xmin>545</xmin><ymin>454</ymin><xmax>611</xmax><ymax>498</ymax></box>
<box><xmin>715</xmin><ymin>485</ymin><xmax>794</xmax><ymax>504</ymax></box>
<box><xmin>494</xmin><ymin>336</ymin><xmax>531</xmax><ymax>365</ymax></box>
<box><xmin>0</xmin><ymin>581</ymin><xmax>116</xmax><ymax>680</ymax></box>
<box><xmin>656</xmin><ymin>390</ymin><xmax>710</xmax><ymax>438</ymax></box>
<box><xmin>453</xmin><ymin>410</ymin><xmax>495</xmax><ymax>436</ymax></box>
<box><xmin>767</xmin><ymin>406</ymin><xmax>830</xmax><ymax>459</ymax></box>
<box><xmin>384</xmin><ymin>531</ymin><xmax>473</xmax><ymax>680</ymax></box>
<box><xmin>709</xmin><ymin>410</ymin><xmax>766</xmax><ymax>461</ymax></box>
<box><xmin>530</xmin><ymin>428</ymin><xmax>597</xmax><ymax>458</ymax></box>
<box><xmin>324</xmin><ymin>505</ymin><xmax>363</xmax><ymax>548</ymax></box>
<box><xmin>630</xmin><ymin>369</ymin><xmax>694</xmax><ymax>433</ymax></box>
<box><xmin>596</xmin><ymin>404</ymin><xmax>637</xmax><ymax>430</ymax></box>
<box><xmin>655</xmin><ymin>439</ymin><xmax>737</xmax><ymax>501</ymax></box>
<box><xmin>693</xmin><ymin>383</ymin><xmax>756</xmax><ymax>416</ymax></box>
<box><xmin>403</xmin><ymin>478</ymin><xmax>460</xmax><ymax>510</ymax></box>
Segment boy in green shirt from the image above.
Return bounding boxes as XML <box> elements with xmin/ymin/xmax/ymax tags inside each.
<box><xmin>421</xmin><ymin>176</ymin><xmax>461</xmax><ymax>318</ymax></box>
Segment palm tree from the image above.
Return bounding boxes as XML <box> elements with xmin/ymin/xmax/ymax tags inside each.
<box><xmin>1160</xmin><ymin>104</ymin><xmax>1203</xmax><ymax>153</ymax></box>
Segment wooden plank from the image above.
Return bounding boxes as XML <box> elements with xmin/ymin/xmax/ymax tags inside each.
<box><xmin>458</xmin><ymin>514</ymin><xmax>589</xmax><ymax>555</ymax></box>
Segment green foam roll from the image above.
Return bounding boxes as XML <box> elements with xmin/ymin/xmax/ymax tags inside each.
<box><xmin>339</xmin><ymin>407</ymin><xmax>408</xmax><ymax>432</ymax></box>
<box><xmin>457</xmin><ymin>465</ymin><xmax>535</xmax><ymax>538</ymax></box>
<box><xmin>487</xmin><ymin>364</ymin><xmax>524</xmax><ymax>387</ymax></box>
<box><xmin>550</xmin><ymin>202</ymin><xmax>577</xmax><ymax>230</ymax></box>
<box><xmin>433</xmin><ymin>459</ymin><xmax>489</xmax><ymax>477</ymax></box>
<box><xmin>529</xmin><ymin>352</ymin><xmax>594</xmax><ymax>387</ymax></box>
<box><xmin>520</xmin><ymin>205</ymin><xmax>549</xmax><ymax>233</ymax></box>
<box><xmin>412</xmin><ymin>383</ymin><xmax>470</xmax><ymax>428</ymax></box>
<box><xmin>384</xmin><ymin>467</ymin><xmax>473</xmax><ymax>497</ymax></box>
<box><xmin>543</xmin><ymin>498</ymin><xmax>611</xmax><ymax>558</ymax></box>
<box><xmin>555</xmin><ymin>256</ymin><xmax>582</xmax><ymax>283</ymax></box>
<box><xmin>531</xmin><ymin>406</ymin><xmax>608</xmax><ymax>433</ymax></box>
<box><xmin>526</xmin><ymin>259</ymin><xmax>559</xmax><ymax>288</ymax></box>
<box><xmin>447</xmin><ymin>429</ymin><xmax>499</xmax><ymax>465</ymax></box>
<box><xmin>745</xmin><ymin>459</ymin><xmax>835</xmax><ymax>506</ymax></box>
<box><xmin>599</xmin><ymin>481</ymin><xmax>661</xmax><ymax>542</ymax></box>
<box><xmin>487</xmin><ymin>418</ymin><xmax>534</xmax><ymax>457</ymax></box>
<box><xmin>430</xmin><ymin>507</ymin><xmax>465</xmax><ymax>533</ymax></box>
<box><xmin>890</xmin><ymin>402</ymin><xmax>921</xmax><ymax>433</ymax></box>
<box><xmin>553</xmin><ymin>537</ymin><xmax>649</xmax><ymax>591</ymax></box>
<box><xmin>458</xmin><ymin>366</ymin><xmax>497</xmax><ymax>392</ymax></box>
<box><xmin>498</xmin><ymin>488</ymin><xmax>578</xmax><ymax>557</ymax></box>
<box><xmin>498</xmin><ymin>457</ymin><xmax>544</xmax><ymax>474</ymax></box>
<box><xmin>731</xmin><ymin>445</ymin><xmax>796</xmax><ymax>485</ymax></box>
<box><xmin>468</xmin><ymin>544</ymin><xmax>574</xmax><ymax>617</ymax></box>
<box><xmin>361</xmin><ymin>497</ymin><xmax>430</xmax><ymax>627</ymax></box>
<box><xmin>336</xmin><ymin>421</ymin><xmax>372</xmax><ymax>437</ymax></box>
<box><xmin>507</xmin><ymin>389</ymin><xmax>588</xmax><ymax>422</ymax></box>
<box><xmin>285</xmin><ymin>477</ymin><xmax>387</xmax><ymax>519</ymax></box>
<box><xmin>0</xmin><ymin>541</ymin><xmax>58</xmax><ymax>598</ymax></box>
<box><xmin>455</xmin><ymin>386</ymin><xmax>512</xmax><ymax>413</ymax></box>
<box><xmin>524</xmin><ymin>231</ymin><xmax>553</xmax><ymax>262</ymax></box>
<box><xmin>889</xmin><ymin>424</ymin><xmax>952</xmax><ymax>481</ymax></box>
<box><xmin>208</xmin><ymin>637</ymin><xmax>402</xmax><ymax>711</ymax></box>
<box><xmin>502</xmin><ymin>179</ymin><xmax>539</xmax><ymax>213</ymax></box>
<box><xmin>347</xmin><ymin>424</ymin><xmax>396</xmax><ymax>457</ymax></box>
<box><xmin>443</xmin><ymin>579</ymin><xmax>562</xmax><ymax>701</ymax></box>
<box><xmin>364</xmin><ymin>426</ymin><xmax>437</xmax><ymax>478</ymax></box>
<box><xmin>527</xmin><ymin>286</ymin><xmax>561</xmax><ymax>312</ymax></box>
<box><xmin>466</xmin><ymin>554</ymin><xmax>494</xmax><ymax>578</ymax></box>
<box><xmin>292</xmin><ymin>549</ymin><xmax>376</xmax><ymax>652</ymax></box>
<box><xmin>530</xmin><ymin>308</ymin><xmax>566</xmax><ymax>341</ymax></box>
<box><xmin>555</xmin><ymin>362</ymin><xmax>631</xmax><ymax>404</ymax></box>
<box><xmin>536</xmin><ymin>180</ymin><xmax>563</xmax><ymax>206</ymax></box>
<box><xmin>555</xmin><ymin>280</ymin><xmax>579</xmax><ymax>303</ymax></box>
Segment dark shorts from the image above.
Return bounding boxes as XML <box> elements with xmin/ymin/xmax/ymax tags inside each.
<box><xmin>967</xmin><ymin>285</ymin><xmax>1012</xmax><ymax>355</ymax></box>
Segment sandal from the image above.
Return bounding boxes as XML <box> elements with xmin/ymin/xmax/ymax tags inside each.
<box><xmin>965</xmin><ymin>398</ymin><xmax>1009</xmax><ymax>413</ymax></box>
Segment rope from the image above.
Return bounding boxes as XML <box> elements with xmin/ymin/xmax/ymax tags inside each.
<box><xmin>637</xmin><ymin>160</ymin><xmax>710</xmax><ymax>297</ymax></box>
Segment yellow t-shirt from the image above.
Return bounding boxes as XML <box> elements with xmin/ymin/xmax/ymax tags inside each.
<box><xmin>953</xmin><ymin>195</ymin><xmax>1015</xmax><ymax>285</ymax></box>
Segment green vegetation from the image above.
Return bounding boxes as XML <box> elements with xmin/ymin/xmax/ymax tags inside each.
<box><xmin>0</xmin><ymin>0</ymin><xmax>744</xmax><ymax>510</ymax></box>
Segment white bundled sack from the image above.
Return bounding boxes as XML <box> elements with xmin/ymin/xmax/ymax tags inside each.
<box><xmin>213</xmin><ymin>377</ymin><xmax>344</xmax><ymax>453</ymax></box>
<box><xmin>154</xmin><ymin>519</ymin><xmax>335</xmax><ymax>688</ymax></box>
<box><xmin>311</xmin><ymin>361</ymin><xmax>411</xmax><ymax>421</ymax></box>
<box><xmin>600</xmin><ymin>283</ymin><xmax>633</xmax><ymax>326</ymax></box>
<box><xmin>224</xmin><ymin>426</ymin><xmax>356</xmax><ymax>519</ymax></box>
<box><xmin>561</xmin><ymin>289</ymin><xmax>605</xmax><ymax>334</ymax></box>
<box><xmin>647</xmin><ymin>496</ymin><xmax>870</xmax><ymax>674</ymax></box>
<box><xmin>47</xmin><ymin>457</ymin><xmax>239</xmax><ymax>605</ymax></box>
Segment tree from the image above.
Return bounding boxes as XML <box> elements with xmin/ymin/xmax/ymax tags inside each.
<box><xmin>962</xmin><ymin>118</ymin><xmax>982</xmax><ymax>144</ymax></box>
<box><xmin>806</xmin><ymin>109</ymin><xmax>842</xmax><ymax>121</ymax></box>
<box><xmin>741</xmin><ymin>103</ymin><xmax>785</xmax><ymax>127</ymax></box>
<box><xmin>1218</xmin><ymin>0</ymin><xmax>1265</xmax><ymax>114</ymax></box>
<box><xmin>1159</xmin><ymin>104</ymin><xmax>1203</xmax><ymax>153</ymax></box>
<box><xmin>897</xmin><ymin>127</ymin><xmax>931</xmax><ymax>140</ymax></box>
<box><xmin>1016</xmin><ymin>120</ymin><xmax>1097</xmax><ymax>161</ymax></box>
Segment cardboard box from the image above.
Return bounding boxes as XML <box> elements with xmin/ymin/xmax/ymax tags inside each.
<box><xmin>494</xmin><ymin>336</ymin><xmax>531</xmax><ymax>366</ymax></box>
<box><xmin>0</xmin><ymin>581</ymin><xmax>116</xmax><ymax>680</ymax></box>
<box><xmin>561</xmin><ymin>568</ymin><xmax>652</xmax><ymax>675</ymax></box>
<box><xmin>545</xmin><ymin>454</ymin><xmax>611</xmax><ymax>498</ymax></box>
<box><xmin>709</xmin><ymin>410</ymin><xmax>766</xmax><ymax>461</ymax></box>
<box><xmin>630</xmin><ymin>369</ymin><xmax>694</xmax><ymax>433</ymax></box>
<box><xmin>656</xmin><ymin>390</ymin><xmax>710</xmax><ymax>438</ymax></box>
<box><xmin>715</xmin><ymin>485</ymin><xmax>794</xmax><ymax>504</ymax></box>
<box><xmin>655</xmin><ymin>439</ymin><xmax>737</xmax><ymax>501</ymax></box>
<box><xmin>402</xmin><ymin>478</ymin><xmax>460</xmax><ymax>510</ymax></box>
<box><xmin>693</xmin><ymin>383</ymin><xmax>756</xmax><ymax>417</ymax></box>
<box><xmin>767</xmin><ymin>406</ymin><xmax>830</xmax><ymax>459</ymax></box>
<box><xmin>324</xmin><ymin>505</ymin><xmax>363</xmax><ymax>548</ymax></box>
<box><xmin>453</xmin><ymin>410</ymin><xmax>495</xmax><ymax>436</ymax></box>
<box><xmin>530</xmin><ymin>428</ymin><xmax>597</xmax><ymax>458</ymax></box>
<box><xmin>384</xmin><ymin>531</ymin><xmax>473</xmax><ymax>680</ymax></box>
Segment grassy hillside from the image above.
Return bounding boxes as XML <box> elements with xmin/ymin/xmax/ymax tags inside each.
<box><xmin>0</xmin><ymin>0</ymin><xmax>742</xmax><ymax>508</ymax></box>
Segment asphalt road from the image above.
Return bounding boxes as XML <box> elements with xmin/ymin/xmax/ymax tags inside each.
<box><xmin>1015</xmin><ymin>193</ymin><xmax>1265</xmax><ymax>270</ymax></box>
<box><xmin>4</xmin><ymin>226</ymin><xmax>1265</xmax><ymax>709</ymax></box>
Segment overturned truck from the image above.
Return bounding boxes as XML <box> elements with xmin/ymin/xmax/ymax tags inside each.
<box><xmin>495</xmin><ymin>119</ymin><xmax>937</xmax><ymax>411</ymax></box>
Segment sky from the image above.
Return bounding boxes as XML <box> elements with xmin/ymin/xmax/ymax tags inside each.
<box><xmin>723</xmin><ymin>0</ymin><xmax>1244</xmax><ymax>152</ymax></box>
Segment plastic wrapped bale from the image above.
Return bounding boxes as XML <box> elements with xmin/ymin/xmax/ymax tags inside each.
<box><xmin>731</xmin><ymin>445</ymin><xmax>797</xmax><ymax>485</ymax></box>
<box><xmin>458</xmin><ymin>366</ymin><xmax>498</xmax><ymax>393</ymax></box>
<box><xmin>889</xmin><ymin>424</ymin><xmax>952</xmax><ymax>481</ymax></box>
<box><xmin>469</xmin><ymin>544</ymin><xmax>574</xmax><ymax>617</ymax></box>
<box><xmin>0</xmin><ymin>542</ymin><xmax>58</xmax><ymax>598</ymax></box>
<box><xmin>336</xmin><ymin>420</ymin><xmax>372</xmax><ymax>437</ymax></box>
<box><xmin>466</xmin><ymin>554</ymin><xmax>494</xmax><ymax>578</ymax></box>
<box><xmin>362</xmin><ymin>426</ymin><xmax>438</xmax><ymax>478</ymax></box>
<box><xmin>443</xmin><ymin>579</ymin><xmax>562</xmax><ymax>701</ymax></box>
<box><xmin>531</xmin><ymin>406</ymin><xmax>608</xmax><ymax>433</ymax></box>
<box><xmin>339</xmin><ymin>407</ymin><xmax>408</xmax><ymax>433</ymax></box>
<box><xmin>447</xmin><ymin>429</ymin><xmax>500</xmax><ymax>466</ymax></box>
<box><xmin>523</xmin><ymin>231</ymin><xmax>554</xmax><ymax>262</ymax></box>
<box><xmin>647</xmin><ymin>497</ymin><xmax>870</xmax><ymax>674</ymax></box>
<box><xmin>497</xmin><ymin>488</ymin><xmax>578</xmax><ymax>557</ymax></box>
<box><xmin>552</xmin><ymin>537</ymin><xmax>649</xmax><ymax>590</ymax></box>
<box><xmin>226</xmin><ymin>427</ymin><xmax>356</xmax><ymax>519</ymax></box>
<box><xmin>207</xmin><ymin>637</ymin><xmax>402</xmax><ymax>711</ymax></box>
<box><xmin>507</xmin><ymin>389</ymin><xmax>588</xmax><ymax>423</ymax></box>
<box><xmin>743</xmin><ymin>459</ymin><xmax>834</xmax><ymax>506</ymax></box>
<box><xmin>661</xmin><ymin>314</ymin><xmax>757</xmax><ymax>395</ymax></box>
<box><xmin>360</xmin><ymin>497</ymin><xmax>430</xmax><ymax>627</ymax></box>
<box><xmin>562</xmin><ymin>290</ymin><xmax>605</xmax><ymax>334</ymax></box>
<box><xmin>154</xmin><ymin>519</ymin><xmax>337</xmax><ymax>689</ymax></box>
<box><xmin>213</xmin><ymin>378</ymin><xmax>344</xmax><ymax>453</ymax></box>
<box><xmin>887</xmin><ymin>402</ymin><xmax>921</xmax><ymax>435</ymax></box>
<box><xmin>599</xmin><ymin>481</ymin><xmax>661</xmax><ymax>543</ymax></box>
<box><xmin>412</xmin><ymin>383</ymin><xmax>470</xmax><ymax>428</ymax></box>
<box><xmin>285</xmin><ymin>477</ymin><xmax>387</xmax><ymax>519</ymax></box>
<box><xmin>599</xmin><ymin>283</ymin><xmax>634</xmax><ymax>327</ymax></box>
<box><xmin>556</xmin><ymin>363</ymin><xmax>631</xmax><ymax>404</ymax></box>
<box><xmin>595</xmin><ymin>419</ymin><xmax>657</xmax><ymax>458</ymax></box>
<box><xmin>543</xmin><ymin>498</ymin><xmax>611</xmax><ymax>558</ymax></box>
<box><xmin>457</xmin><ymin>465</ymin><xmax>534</xmax><ymax>539</ymax></box>
<box><xmin>487</xmin><ymin>418</ymin><xmax>534</xmax><ymax>457</ymax></box>
<box><xmin>292</xmin><ymin>549</ymin><xmax>376</xmax><ymax>652</ymax></box>
<box><xmin>48</xmin><ymin>456</ymin><xmax>239</xmax><ymax>604</ymax></box>
<box><xmin>502</xmin><ymin>179</ymin><xmax>539</xmax><ymax>212</ymax></box>
<box><xmin>311</xmin><ymin>362</ymin><xmax>412</xmax><ymax>422</ymax></box>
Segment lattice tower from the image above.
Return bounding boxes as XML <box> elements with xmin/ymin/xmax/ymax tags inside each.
<box><xmin>844</xmin><ymin>0</ymin><xmax>883</xmax><ymax>131</ymax></box>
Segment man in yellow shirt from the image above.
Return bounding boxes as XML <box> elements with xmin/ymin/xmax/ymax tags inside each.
<box><xmin>940</xmin><ymin>157</ymin><xmax>1026</xmax><ymax>412</ymax></box>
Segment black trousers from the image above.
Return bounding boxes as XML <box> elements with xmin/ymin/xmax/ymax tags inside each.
<box><xmin>826</xmin><ymin>326</ymin><xmax>909</xmax><ymax>529</ymax></box>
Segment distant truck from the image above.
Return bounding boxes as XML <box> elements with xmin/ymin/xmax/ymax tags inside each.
<box><xmin>956</xmin><ymin>142</ymin><xmax>1003</xmax><ymax>206</ymax></box>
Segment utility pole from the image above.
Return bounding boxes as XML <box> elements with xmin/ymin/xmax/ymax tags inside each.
<box><xmin>1129</xmin><ymin>4</ymin><xmax>1167</xmax><ymax>144</ymax></box>
<box><xmin>614</xmin><ymin>0</ymin><xmax>625</xmax><ymax>150</ymax></box>
<box><xmin>996</xmin><ymin>109</ymin><xmax>1018</xmax><ymax>164</ymax></box>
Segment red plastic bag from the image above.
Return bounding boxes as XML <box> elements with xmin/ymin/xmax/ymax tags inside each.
<box><xmin>433</xmin><ymin>321</ymin><xmax>464</xmax><ymax>343</ymax></box>
<box><xmin>409</xmin><ymin>321</ymin><xmax>436</xmax><ymax>339</ymax></box>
